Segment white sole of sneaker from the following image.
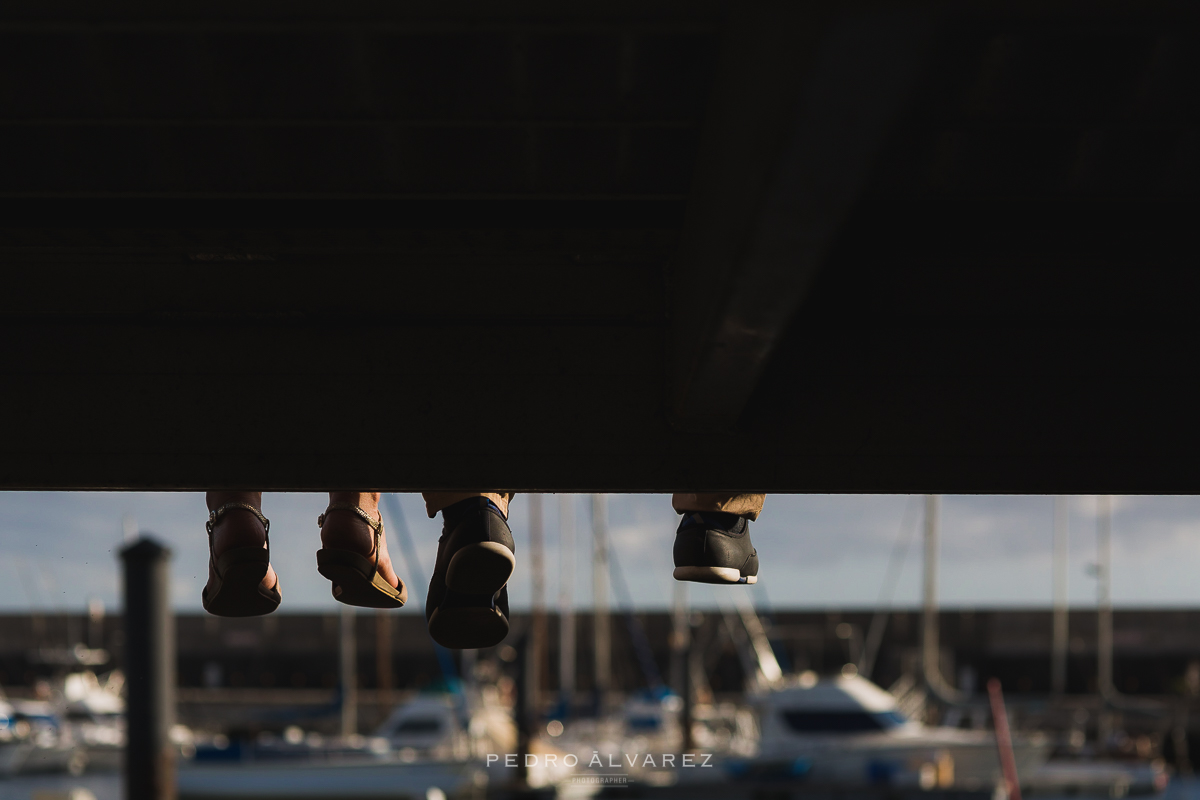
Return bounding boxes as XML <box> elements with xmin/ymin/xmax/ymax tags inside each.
<box><xmin>673</xmin><ymin>566</ymin><xmax>758</xmax><ymax>585</ymax></box>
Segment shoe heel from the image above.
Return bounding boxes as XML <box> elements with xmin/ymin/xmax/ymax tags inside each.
<box><xmin>428</xmin><ymin>591</ymin><xmax>510</xmax><ymax>650</ymax></box>
<box><xmin>204</xmin><ymin>549</ymin><xmax>278</xmax><ymax>617</ymax></box>
<box><xmin>444</xmin><ymin>542</ymin><xmax>515</xmax><ymax>595</ymax></box>
<box><xmin>316</xmin><ymin>549</ymin><xmax>407</xmax><ymax>609</ymax></box>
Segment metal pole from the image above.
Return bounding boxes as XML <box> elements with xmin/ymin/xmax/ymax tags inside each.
<box><xmin>922</xmin><ymin>494</ymin><xmax>963</xmax><ymax>705</ymax></box>
<box><xmin>558</xmin><ymin>495</ymin><xmax>576</xmax><ymax>713</ymax></box>
<box><xmin>340</xmin><ymin>605</ymin><xmax>357</xmax><ymax>736</ymax></box>
<box><xmin>529</xmin><ymin>494</ymin><xmax>546</xmax><ymax>715</ymax></box>
<box><xmin>1052</xmin><ymin>496</ymin><xmax>1069</xmax><ymax>695</ymax></box>
<box><xmin>922</xmin><ymin>495</ymin><xmax>941</xmax><ymax>692</ymax></box>
<box><xmin>592</xmin><ymin>494</ymin><xmax>611</xmax><ymax>708</ymax></box>
<box><xmin>682</xmin><ymin>612</ymin><xmax>698</xmax><ymax>755</ymax></box>
<box><xmin>1097</xmin><ymin>495</ymin><xmax>1114</xmax><ymax>698</ymax></box>
<box><xmin>121</xmin><ymin>537</ymin><xmax>175</xmax><ymax>800</ymax></box>
<box><xmin>859</xmin><ymin>497</ymin><xmax>921</xmax><ymax>680</ymax></box>
<box><xmin>514</xmin><ymin>633</ymin><xmax>531</xmax><ymax>788</ymax></box>
<box><xmin>671</xmin><ymin>581</ymin><xmax>689</xmax><ymax>699</ymax></box>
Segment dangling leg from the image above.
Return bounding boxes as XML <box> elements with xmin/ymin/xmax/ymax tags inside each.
<box><xmin>423</xmin><ymin>492</ymin><xmax>515</xmax><ymax>649</ymax></box>
<box><xmin>671</xmin><ymin>493</ymin><xmax>765</xmax><ymax>585</ymax></box>
<box><xmin>316</xmin><ymin>492</ymin><xmax>406</xmax><ymax>608</ymax></box>
<box><xmin>202</xmin><ymin>491</ymin><xmax>282</xmax><ymax>616</ymax></box>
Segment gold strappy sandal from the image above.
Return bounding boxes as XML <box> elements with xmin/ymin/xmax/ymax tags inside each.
<box><xmin>315</xmin><ymin>503</ymin><xmax>407</xmax><ymax>609</ymax></box>
<box><xmin>202</xmin><ymin>502</ymin><xmax>282</xmax><ymax>617</ymax></box>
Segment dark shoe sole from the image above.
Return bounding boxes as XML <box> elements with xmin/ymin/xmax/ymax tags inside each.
<box><xmin>428</xmin><ymin>603</ymin><xmax>509</xmax><ymax>649</ymax></box>
<box><xmin>203</xmin><ymin>547</ymin><xmax>281</xmax><ymax>617</ymax></box>
<box><xmin>316</xmin><ymin>548</ymin><xmax>407</xmax><ymax>609</ymax></box>
<box><xmin>673</xmin><ymin>565</ymin><xmax>758</xmax><ymax>585</ymax></box>
<box><xmin>444</xmin><ymin>541</ymin><xmax>515</xmax><ymax>595</ymax></box>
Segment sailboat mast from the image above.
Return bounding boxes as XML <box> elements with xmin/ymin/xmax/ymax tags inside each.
<box><xmin>1052</xmin><ymin>496</ymin><xmax>1069</xmax><ymax>695</ymax></box>
<box><xmin>592</xmin><ymin>493</ymin><xmax>611</xmax><ymax>708</ymax></box>
<box><xmin>671</xmin><ymin>581</ymin><xmax>688</xmax><ymax>698</ymax></box>
<box><xmin>1097</xmin><ymin>495</ymin><xmax>1114</xmax><ymax>697</ymax></box>
<box><xmin>922</xmin><ymin>494</ymin><xmax>940</xmax><ymax>696</ymax></box>
<box><xmin>529</xmin><ymin>494</ymin><xmax>546</xmax><ymax>714</ymax></box>
<box><xmin>922</xmin><ymin>494</ymin><xmax>963</xmax><ymax>705</ymax></box>
<box><xmin>559</xmin><ymin>495</ymin><xmax>576</xmax><ymax>712</ymax></box>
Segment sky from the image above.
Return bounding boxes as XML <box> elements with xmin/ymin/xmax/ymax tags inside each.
<box><xmin>2</xmin><ymin>492</ymin><xmax>1200</xmax><ymax>613</ymax></box>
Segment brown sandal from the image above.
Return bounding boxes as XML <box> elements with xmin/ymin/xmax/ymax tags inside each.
<box><xmin>202</xmin><ymin>502</ymin><xmax>282</xmax><ymax>617</ymax></box>
<box><xmin>315</xmin><ymin>503</ymin><xmax>407</xmax><ymax>609</ymax></box>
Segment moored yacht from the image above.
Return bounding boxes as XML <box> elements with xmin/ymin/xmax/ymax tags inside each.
<box><xmin>742</xmin><ymin>673</ymin><xmax>1051</xmax><ymax>789</ymax></box>
<box><xmin>3</xmin><ymin>698</ymin><xmax>86</xmax><ymax>776</ymax></box>
<box><xmin>0</xmin><ymin>698</ymin><xmax>25</xmax><ymax>776</ymax></box>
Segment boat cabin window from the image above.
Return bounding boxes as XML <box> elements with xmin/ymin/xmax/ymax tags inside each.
<box><xmin>782</xmin><ymin>710</ymin><xmax>907</xmax><ymax>733</ymax></box>
<box><xmin>393</xmin><ymin>717</ymin><xmax>443</xmax><ymax>734</ymax></box>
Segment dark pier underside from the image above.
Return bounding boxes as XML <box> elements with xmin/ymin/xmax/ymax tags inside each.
<box><xmin>1</xmin><ymin>0</ymin><xmax>1197</xmax><ymax>493</ymax></box>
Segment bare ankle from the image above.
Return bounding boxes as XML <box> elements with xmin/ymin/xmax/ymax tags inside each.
<box><xmin>207</xmin><ymin>490</ymin><xmax>263</xmax><ymax>512</ymax></box>
<box><xmin>328</xmin><ymin>491</ymin><xmax>380</xmax><ymax>516</ymax></box>
<box><xmin>207</xmin><ymin>492</ymin><xmax>267</xmax><ymax>554</ymax></box>
<box><xmin>320</xmin><ymin>505</ymin><xmax>379</xmax><ymax>557</ymax></box>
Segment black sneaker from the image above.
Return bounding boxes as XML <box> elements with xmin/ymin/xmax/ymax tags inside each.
<box><xmin>672</xmin><ymin>511</ymin><xmax>759</xmax><ymax>584</ymax></box>
<box><xmin>426</xmin><ymin>497</ymin><xmax>515</xmax><ymax>649</ymax></box>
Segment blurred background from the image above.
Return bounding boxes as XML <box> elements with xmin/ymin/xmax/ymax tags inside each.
<box><xmin>10</xmin><ymin>493</ymin><xmax>1200</xmax><ymax>612</ymax></box>
<box><xmin>5</xmin><ymin>493</ymin><xmax>1200</xmax><ymax>799</ymax></box>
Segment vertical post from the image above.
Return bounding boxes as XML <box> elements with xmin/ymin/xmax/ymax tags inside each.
<box><xmin>682</xmin><ymin>613</ymin><xmax>699</xmax><ymax>754</ymax></box>
<box><xmin>529</xmin><ymin>494</ymin><xmax>546</xmax><ymax>717</ymax></box>
<box><xmin>670</xmin><ymin>582</ymin><xmax>689</xmax><ymax>698</ymax></box>
<box><xmin>513</xmin><ymin>633</ymin><xmax>531</xmax><ymax>789</ymax></box>
<box><xmin>1097</xmin><ymin>495</ymin><xmax>1114</xmax><ymax>698</ymax></box>
<box><xmin>1173</xmin><ymin>708</ymin><xmax>1193</xmax><ymax>776</ymax></box>
<box><xmin>920</xmin><ymin>494</ymin><xmax>962</xmax><ymax>706</ymax></box>
<box><xmin>375</xmin><ymin>610</ymin><xmax>392</xmax><ymax>710</ymax></box>
<box><xmin>1052</xmin><ymin>496</ymin><xmax>1069</xmax><ymax>695</ymax></box>
<box><xmin>121</xmin><ymin>537</ymin><xmax>175</xmax><ymax>800</ymax></box>
<box><xmin>922</xmin><ymin>494</ymin><xmax>940</xmax><ymax>693</ymax></box>
<box><xmin>592</xmin><ymin>494</ymin><xmax>611</xmax><ymax>708</ymax></box>
<box><xmin>558</xmin><ymin>495</ymin><xmax>576</xmax><ymax>714</ymax></box>
<box><xmin>672</xmin><ymin>581</ymin><xmax>690</xmax><ymax>753</ymax></box>
<box><xmin>340</xmin><ymin>605</ymin><xmax>357</xmax><ymax>737</ymax></box>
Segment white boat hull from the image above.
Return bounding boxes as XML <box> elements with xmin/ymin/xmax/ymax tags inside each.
<box><xmin>751</xmin><ymin>730</ymin><xmax>1051</xmax><ymax>789</ymax></box>
<box><xmin>177</xmin><ymin>758</ymin><xmax>488</xmax><ymax>800</ymax></box>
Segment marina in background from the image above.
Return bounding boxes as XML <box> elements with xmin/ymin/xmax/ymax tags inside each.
<box><xmin>0</xmin><ymin>496</ymin><xmax>1192</xmax><ymax>797</ymax></box>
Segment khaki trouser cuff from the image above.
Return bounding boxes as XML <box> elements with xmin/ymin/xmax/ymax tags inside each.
<box><xmin>671</xmin><ymin>493</ymin><xmax>765</xmax><ymax>521</ymax></box>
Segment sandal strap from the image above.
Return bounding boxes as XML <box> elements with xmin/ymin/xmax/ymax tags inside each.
<box><xmin>318</xmin><ymin>503</ymin><xmax>383</xmax><ymax>534</ymax></box>
<box><xmin>207</xmin><ymin>502</ymin><xmax>270</xmax><ymax>538</ymax></box>
<box><xmin>318</xmin><ymin>503</ymin><xmax>384</xmax><ymax>575</ymax></box>
<box><xmin>206</xmin><ymin>502</ymin><xmax>271</xmax><ymax>583</ymax></box>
